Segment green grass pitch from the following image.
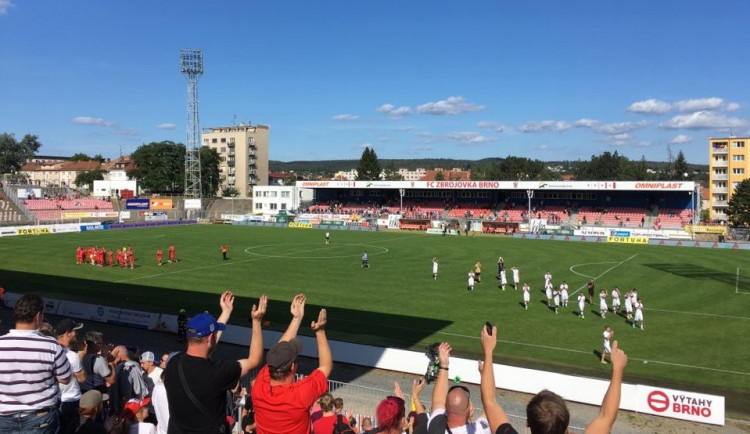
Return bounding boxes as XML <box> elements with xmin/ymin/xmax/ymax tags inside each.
<box><xmin>1</xmin><ymin>225</ymin><xmax>748</xmax><ymax>409</ymax></box>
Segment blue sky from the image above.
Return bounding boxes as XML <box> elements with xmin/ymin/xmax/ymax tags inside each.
<box><xmin>2</xmin><ymin>1</ymin><xmax>748</xmax><ymax>164</ymax></box>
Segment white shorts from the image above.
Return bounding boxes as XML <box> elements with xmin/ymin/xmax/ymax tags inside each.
<box><xmin>603</xmin><ymin>341</ymin><xmax>612</xmax><ymax>354</ymax></box>
<box><xmin>634</xmin><ymin>310</ymin><xmax>643</xmax><ymax>321</ymax></box>
<box><xmin>578</xmin><ymin>302</ymin><xmax>585</xmax><ymax>311</ymax></box>
<box><xmin>523</xmin><ymin>292</ymin><xmax>530</xmax><ymax>302</ymax></box>
<box><xmin>545</xmin><ymin>289</ymin><xmax>552</xmax><ymax>299</ymax></box>
<box><xmin>600</xmin><ymin>300</ymin><xmax>607</xmax><ymax>311</ymax></box>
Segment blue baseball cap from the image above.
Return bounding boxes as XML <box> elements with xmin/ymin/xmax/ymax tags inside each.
<box><xmin>186</xmin><ymin>312</ymin><xmax>226</xmax><ymax>338</ymax></box>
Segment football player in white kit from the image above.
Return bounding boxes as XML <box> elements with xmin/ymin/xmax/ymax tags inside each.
<box><xmin>601</xmin><ymin>325</ymin><xmax>613</xmax><ymax>363</ymax></box>
<box><xmin>577</xmin><ymin>293</ymin><xmax>586</xmax><ymax>318</ymax></box>
<box><xmin>545</xmin><ymin>281</ymin><xmax>553</xmax><ymax>307</ymax></box>
<box><xmin>467</xmin><ymin>270</ymin><xmax>475</xmax><ymax>292</ymax></box>
<box><xmin>522</xmin><ymin>282</ymin><xmax>531</xmax><ymax>310</ymax></box>
<box><xmin>511</xmin><ymin>266</ymin><xmax>520</xmax><ymax>290</ymax></box>
<box><xmin>552</xmin><ymin>287</ymin><xmax>560</xmax><ymax>314</ymax></box>
<box><xmin>544</xmin><ymin>271</ymin><xmax>552</xmax><ymax>287</ymax></box>
<box><xmin>560</xmin><ymin>281</ymin><xmax>569</xmax><ymax>308</ymax></box>
<box><xmin>629</xmin><ymin>289</ymin><xmax>639</xmax><ymax>312</ymax></box>
<box><xmin>611</xmin><ymin>287</ymin><xmax>621</xmax><ymax>315</ymax></box>
<box><xmin>499</xmin><ymin>269</ymin><xmax>507</xmax><ymax>291</ymax></box>
<box><xmin>432</xmin><ymin>257</ymin><xmax>438</xmax><ymax>280</ymax></box>
<box><xmin>624</xmin><ymin>290</ymin><xmax>633</xmax><ymax>320</ymax></box>
<box><xmin>633</xmin><ymin>298</ymin><xmax>644</xmax><ymax>331</ymax></box>
<box><xmin>599</xmin><ymin>289</ymin><xmax>608</xmax><ymax>318</ymax></box>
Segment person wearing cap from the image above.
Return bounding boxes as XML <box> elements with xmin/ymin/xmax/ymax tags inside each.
<box><xmin>66</xmin><ymin>390</ymin><xmax>107</xmax><ymax>434</ymax></box>
<box><xmin>122</xmin><ymin>398</ymin><xmax>156</xmax><ymax>434</ymax></box>
<box><xmin>251</xmin><ymin>294</ymin><xmax>332</xmax><ymax>434</ymax></box>
<box><xmin>165</xmin><ymin>291</ymin><xmax>267</xmax><ymax>434</ymax></box>
<box><xmin>140</xmin><ymin>351</ymin><xmax>163</xmax><ymax>391</ymax></box>
<box><xmin>80</xmin><ymin>331</ymin><xmax>115</xmax><ymax>395</ymax></box>
<box><xmin>56</xmin><ymin>318</ymin><xmax>88</xmax><ymax>432</ymax></box>
<box><xmin>0</xmin><ymin>293</ymin><xmax>72</xmax><ymax>433</ymax></box>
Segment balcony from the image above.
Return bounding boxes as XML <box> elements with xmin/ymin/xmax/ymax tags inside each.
<box><xmin>712</xmin><ymin>147</ymin><xmax>728</xmax><ymax>154</ymax></box>
<box><xmin>712</xmin><ymin>174</ymin><xmax>727</xmax><ymax>180</ymax></box>
<box><xmin>712</xmin><ymin>187</ymin><xmax>728</xmax><ymax>194</ymax></box>
<box><xmin>712</xmin><ymin>200</ymin><xmax>728</xmax><ymax>207</ymax></box>
<box><xmin>712</xmin><ymin>160</ymin><xmax>728</xmax><ymax>167</ymax></box>
<box><xmin>228</xmin><ymin>150</ymin><xmax>235</xmax><ymax>156</ymax></box>
<box><xmin>227</xmin><ymin>159</ymin><xmax>235</xmax><ymax>167</ymax></box>
<box><xmin>249</xmin><ymin>159</ymin><xmax>256</xmax><ymax>166</ymax></box>
<box><xmin>248</xmin><ymin>149</ymin><xmax>256</xmax><ymax>157</ymax></box>
<box><xmin>228</xmin><ymin>141</ymin><xmax>235</xmax><ymax>148</ymax></box>
<box><xmin>249</xmin><ymin>169</ymin><xmax>257</xmax><ymax>175</ymax></box>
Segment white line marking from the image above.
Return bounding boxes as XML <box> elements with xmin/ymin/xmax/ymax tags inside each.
<box><xmin>436</xmin><ymin>331</ymin><xmax>750</xmax><ymax>376</ymax></box>
<box><xmin>648</xmin><ymin>308</ymin><xmax>750</xmax><ymax>321</ymax></box>
<box><xmin>567</xmin><ymin>254</ymin><xmax>639</xmax><ymax>297</ymax></box>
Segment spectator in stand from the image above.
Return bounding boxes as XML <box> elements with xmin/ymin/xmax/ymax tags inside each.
<box><xmin>427</xmin><ymin>341</ymin><xmax>490</xmax><ymax>433</ymax></box>
<box><xmin>151</xmin><ymin>353</ymin><xmax>177</xmax><ymax>434</ymax></box>
<box><xmin>360</xmin><ymin>417</ymin><xmax>373</xmax><ymax>434</ymax></box>
<box><xmin>64</xmin><ymin>390</ymin><xmax>108</xmax><ymax>434</ymax></box>
<box><xmin>251</xmin><ymin>294</ymin><xmax>332</xmax><ymax>434</ymax></box>
<box><xmin>311</xmin><ymin>393</ymin><xmax>340</xmax><ymax>434</ymax></box>
<box><xmin>0</xmin><ymin>293</ymin><xmax>72</xmax><ymax>433</ymax></box>
<box><xmin>109</xmin><ymin>345</ymin><xmax>149</xmax><ymax>413</ymax></box>
<box><xmin>165</xmin><ymin>291</ymin><xmax>267</xmax><ymax>434</ymax></box>
<box><xmin>122</xmin><ymin>398</ymin><xmax>156</xmax><ymax>434</ymax></box>
<box><xmin>55</xmin><ymin>318</ymin><xmax>87</xmax><ymax>431</ymax></box>
<box><xmin>140</xmin><ymin>351</ymin><xmax>162</xmax><ymax>392</ymax></box>
<box><xmin>80</xmin><ymin>331</ymin><xmax>115</xmax><ymax>396</ymax></box>
<box><xmin>479</xmin><ymin>324</ymin><xmax>629</xmax><ymax>434</ymax></box>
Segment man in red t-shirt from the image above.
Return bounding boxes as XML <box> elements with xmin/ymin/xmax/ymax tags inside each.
<box><xmin>168</xmin><ymin>245</ymin><xmax>176</xmax><ymax>263</ymax></box>
<box><xmin>157</xmin><ymin>249</ymin><xmax>163</xmax><ymax>266</ymax></box>
<box><xmin>252</xmin><ymin>294</ymin><xmax>332</xmax><ymax>434</ymax></box>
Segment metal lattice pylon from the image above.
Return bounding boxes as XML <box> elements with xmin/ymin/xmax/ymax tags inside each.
<box><xmin>180</xmin><ymin>49</ymin><xmax>203</xmax><ymax>201</ymax></box>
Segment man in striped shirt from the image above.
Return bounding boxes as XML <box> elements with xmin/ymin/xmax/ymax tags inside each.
<box><xmin>0</xmin><ymin>293</ymin><xmax>72</xmax><ymax>433</ymax></box>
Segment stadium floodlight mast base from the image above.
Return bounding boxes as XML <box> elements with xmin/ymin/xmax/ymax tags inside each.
<box><xmin>180</xmin><ymin>49</ymin><xmax>203</xmax><ymax>218</ymax></box>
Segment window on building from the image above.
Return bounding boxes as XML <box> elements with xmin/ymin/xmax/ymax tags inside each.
<box><xmin>281</xmin><ymin>191</ymin><xmax>290</xmax><ymax>198</ymax></box>
<box><xmin>221</xmin><ymin>138</ymin><xmax>226</xmax><ymax>143</ymax></box>
<box><xmin>270</xmin><ymin>203</ymin><xmax>278</xmax><ymax>210</ymax></box>
<box><xmin>732</xmin><ymin>141</ymin><xmax>745</xmax><ymax>148</ymax></box>
<box><xmin>281</xmin><ymin>203</ymin><xmax>287</xmax><ymax>210</ymax></box>
<box><xmin>255</xmin><ymin>203</ymin><xmax>262</xmax><ymax>210</ymax></box>
<box><xmin>732</xmin><ymin>154</ymin><xmax>745</xmax><ymax>161</ymax></box>
<box><xmin>270</xmin><ymin>191</ymin><xmax>277</xmax><ymax>198</ymax></box>
<box><xmin>255</xmin><ymin>191</ymin><xmax>261</xmax><ymax>197</ymax></box>
<box><xmin>220</xmin><ymin>147</ymin><xmax>226</xmax><ymax>153</ymax></box>
<box><xmin>733</xmin><ymin>168</ymin><xmax>745</xmax><ymax>175</ymax></box>
<box><xmin>212</xmin><ymin>138</ymin><xmax>217</xmax><ymax>143</ymax></box>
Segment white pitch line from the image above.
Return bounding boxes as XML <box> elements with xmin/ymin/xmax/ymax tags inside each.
<box><xmin>435</xmin><ymin>331</ymin><xmax>750</xmax><ymax>376</ymax></box>
<box><xmin>567</xmin><ymin>254</ymin><xmax>639</xmax><ymax>297</ymax></box>
<box><xmin>648</xmin><ymin>308</ymin><xmax>750</xmax><ymax>321</ymax></box>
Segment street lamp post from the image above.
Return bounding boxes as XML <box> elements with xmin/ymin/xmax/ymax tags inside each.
<box><xmin>399</xmin><ymin>188</ymin><xmax>405</xmax><ymax>214</ymax></box>
<box><xmin>526</xmin><ymin>189</ymin><xmax>534</xmax><ymax>224</ymax></box>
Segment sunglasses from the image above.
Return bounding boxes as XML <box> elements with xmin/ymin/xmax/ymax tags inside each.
<box><xmin>449</xmin><ymin>385</ymin><xmax>470</xmax><ymax>396</ymax></box>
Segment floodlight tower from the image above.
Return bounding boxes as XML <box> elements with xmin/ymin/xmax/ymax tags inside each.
<box><xmin>180</xmin><ymin>49</ymin><xmax>203</xmax><ymax>205</ymax></box>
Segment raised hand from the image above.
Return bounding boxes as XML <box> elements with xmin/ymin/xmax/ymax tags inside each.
<box><xmin>220</xmin><ymin>291</ymin><xmax>235</xmax><ymax>313</ymax></box>
<box><xmin>311</xmin><ymin>308</ymin><xmax>327</xmax><ymax>332</ymax></box>
<box><xmin>481</xmin><ymin>325</ymin><xmax>497</xmax><ymax>355</ymax></box>
<box><xmin>250</xmin><ymin>294</ymin><xmax>268</xmax><ymax>322</ymax></box>
<box><xmin>438</xmin><ymin>342</ymin><xmax>452</xmax><ymax>367</ymax></box>
<box><xmin>290</xmin><ymin>294</ymin><xmax>306</xmax><ymax>319</ymax></box>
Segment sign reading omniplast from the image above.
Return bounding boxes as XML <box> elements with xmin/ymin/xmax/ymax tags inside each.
<box><xmin>638</xmin><ymin>385</ymin><xmax>724</xmax><ymax>425</ymax></box>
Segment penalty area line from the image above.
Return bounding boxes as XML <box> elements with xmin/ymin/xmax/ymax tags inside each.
<box><xmin>648</xmin><ymin>308</ymin><xmax>750</xmax><ymax>321</ymax></box>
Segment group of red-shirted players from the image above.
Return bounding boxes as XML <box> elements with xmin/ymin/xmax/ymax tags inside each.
<box><xmin>76</xmin><ymin>245</ymin><xmax>135</xmax><ymax>269</ymax></box>
<box><xmin>156</xmin><ymin>245</ymin><xmax>177</xmax><ymax>266</ymax></box>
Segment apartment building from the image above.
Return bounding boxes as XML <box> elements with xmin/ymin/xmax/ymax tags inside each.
<box><xmin>709</xmin><ymin>137</ymin><xmax>749</xmax><ymax>221</ymax></box>
<box><xmin>202</xmin><ymin>122</ymin><xmax>269</xmax><ymax>197</ymax></box>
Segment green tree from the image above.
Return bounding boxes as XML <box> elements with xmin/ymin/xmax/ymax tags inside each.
<box><xmin>128</xmin><ymin>141</ymin><xmax>186</xmax><ymax>193</ymax></box>
<box><xmin>727</xmin><ymin>179</ymin><xmax>750</xmax><ymax>227</ymax></box>
<box><xmin>356</xmin><ymin>147</ymin><xmax>381</xmax><ymax>180</ymax></box>
<box><xmin>70</xmin><ymin>153</ymin><xmax>92</xmax><ymax>161</ymax></box>
<box><xmin>434</xmin><ymin>171</ymin><xmax>445</xmax><ymax>181</ymax></box>
<box><xmin>576</xmin><ymin>151</ymin><xmax>631</xmax><ymax>180</ymax></box>
<box><xmin>0</xmin><ymin>133</ymin><xmax>42</xmax><ymax>174</ymax></box>
<box><xmin>283</xmin><ymin>173</ymin><xmax>298</xmax><ymax>186</ymax></box>
<box><xmin>74</xmin><ymin>169</ymin><xmax>106</xmax><ymax>190</ymax></box>
<box><xmin>199</xmin><ymin>146</ymin><xmax>221</xmax><ymax>197</ymax></box>
<box><xmin>673</xmin><ymin>150</ymin><xmax>690</xmax><ymax>180</ymax></box>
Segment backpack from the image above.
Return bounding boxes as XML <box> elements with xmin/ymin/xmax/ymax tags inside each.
<box><xmin>332</xmin><ymin>414</ymin><xmax>353</xmax><ymax>434</ymax></box>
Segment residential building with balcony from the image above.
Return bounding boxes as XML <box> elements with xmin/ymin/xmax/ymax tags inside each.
<box><xmin>202</xmin><ymin>122</ymin><xmax>269</xmax><ymax>197</ymax></box>
<box><xmin>709</xmin><ymin>137</ymin><xmax>749</xmax><ymax>221</ymax></box>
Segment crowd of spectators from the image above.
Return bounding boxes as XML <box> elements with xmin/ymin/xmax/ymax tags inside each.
<box><xmin>0</xmin><ymin>292</ymin><xmax>629</xmax><ymax>434</ymax></box>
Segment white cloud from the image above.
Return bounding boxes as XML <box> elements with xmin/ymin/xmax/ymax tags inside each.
<box><xmin>517</xmin><ymin>120</ymin><xmax>571</xmax><ymax>133</ymax></box>
<box><xmin>595</xmin><ymin>120</ymin><xmax>648</xmax><ymax>135</ymax></box>
<box><xmin>627</xmin><ymin>99</ymin><xmax>672</xmax><ymax>115</ymax></box>
<box><xmin>114</xmin><ymin>128</ymin><xmax>138</xmax><ymax>136</ymax></box>
<box><xmin>376</xmin><ymin>104</ymin><xmax>411</xmax><ymax>117</ymax></box>
<box><xmin>72</xmin><ymin>116</ymin><xmax>116</xmax><ymax>127</ymax></box>
<box><xmin>417</xmin><ymin>96</ymin><xmax>484</xmax><ymax>116</ymax></box>
<box><xmin>376</xmin><ymin>104</ymin><xmax>394</xmax><ymax>114</ymax></box>
<box><xmin>573</xmin><ymin>118</ymin><xmax>599</xmax><ymax>128</ymax></box>
<box><xmin>332</xmin><ymin>114</ymin><xmax>359</xmax><ymax>121</ymax></box>
<box><xmin>674</xmin><ymin>97</ymin><xmax>723</xmax><ymax>112</ymax></box>
<box><xmin>670</xmin><ymin>134</ymin><xmax>692</xmax><ymax>144</ymax></box>
<box><xmin>0</xmin><ymin>0</ymin><xmax>14</xmax><ymax>15</ymax></box>
<box><xmin>444</xmin><ymin>131</ymin><xmax>493</xmax><ymax>145</ymax></box>
<box><xmin>157</xmin><ymin>123</ymin><xmax>176</xmax><ymax>130</ymax></box>
<box><xmin>477</xmin><ymin>121</ymin><xmax>506</xmax><ymax>133</ymax></box>
<box><xmin>726</xmin><ymin>102</ymin><xmax>741</xmax><ymax>111</ymax></box>
<box><xmin>660</xmin><ymin>111</ymin><xmax>746</xmax><ymax>130</ymax></box>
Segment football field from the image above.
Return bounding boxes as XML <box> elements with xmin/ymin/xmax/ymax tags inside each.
<box><xmin>1</xmin><ymin>224</ymin><xmax>748</xmax><ymax>411</ymax></box>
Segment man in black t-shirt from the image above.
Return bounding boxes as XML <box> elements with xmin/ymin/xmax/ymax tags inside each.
<box><xmin>165</xmin><ymin>291</ymin><xmax>267</xmax><ymax>434</ymax></box>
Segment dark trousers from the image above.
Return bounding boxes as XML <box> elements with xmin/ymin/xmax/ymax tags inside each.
<box><xmin>60</xmin><ymin>400</ymin><xmax>79</xmax><ymax>432</ymax></box>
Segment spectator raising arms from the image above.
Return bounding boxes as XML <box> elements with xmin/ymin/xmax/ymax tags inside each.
<box><xmin>165</xmin><ymin>291</ymin><xmax>267</xmax><ymax>434</ymax></box>
<box><xmin>252</xmin><ymin>294</ymin><xmax>332</xmax><ymax>434</ymax></box>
